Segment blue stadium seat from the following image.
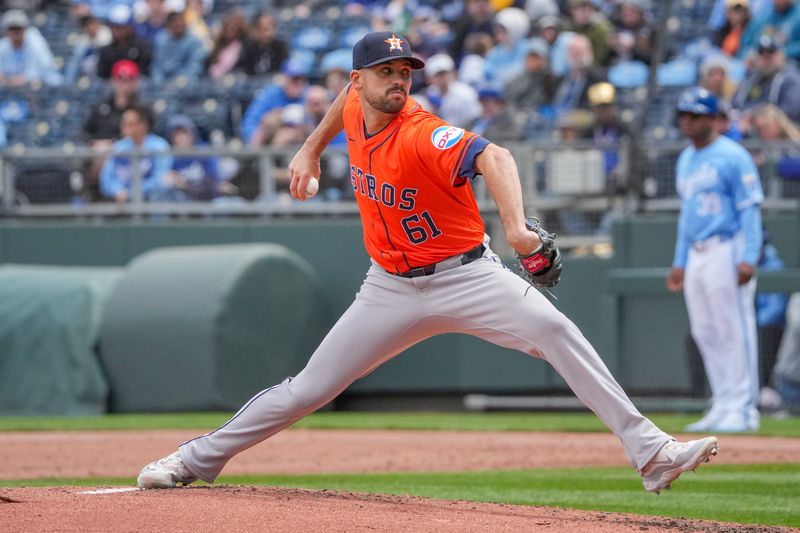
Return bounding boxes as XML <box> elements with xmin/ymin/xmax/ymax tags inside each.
<box><xmin>338</xmin><ymin>24</ymin><xmax>371</xmax><ymax>49</ymax></box>
<box><xmin>288</xmin><ymin>49</ymin><xmax>317</xmax><ymax>76</ymax></box>
<box><xmin>292</xmin><ymin>25</ymin><xmax>334</xmax><ymax>53</ymax></box>
<box><xmin>608</xmin><ymin>61</ymin><xmax>649</xmax><ymax>89</ymax></box>
<box><xmin>320</xmin><ymin>47</ymin><xmax>352</xmax><ymax>73</ymax></box>
<box><xmin>657</xmin><ymin>57</ymin><xmax>697</xmax><ymax>87</ymax></box>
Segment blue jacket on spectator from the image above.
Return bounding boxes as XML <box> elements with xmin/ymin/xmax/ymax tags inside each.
<box><xmin>151</xmin><ymin>29</ymin><xmax>207</xmax><ymax>86</ymax></box>
<box><xmin>100</xmin><ymin>134</ymin><xmax>172</xmax><ymax>200</ymax></box>
<box><xmin>0</xmin><ymin>117</ymin><xmax>6</xmax><ymax>147</ymax></box>
<box><xmin>741</xmin><ymin>1</ymin><xmax>800</xmax><ymax>60</ymax></box>
<box><xmin>240</xmin><ymin>84</ymin><xmax>306</xmax><ymax>144</ymax></box>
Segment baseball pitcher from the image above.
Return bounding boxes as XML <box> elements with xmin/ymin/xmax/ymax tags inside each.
<box><xmin>138</xmin><ymin>32</ymin><xmax>718</xmax><ymax>494</ymax></box>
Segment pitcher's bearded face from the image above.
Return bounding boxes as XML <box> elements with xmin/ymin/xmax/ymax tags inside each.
<box><xmin>358</xmin><ymin>60</ymin><xmax>413</xmax><ymax>114</ymax></box>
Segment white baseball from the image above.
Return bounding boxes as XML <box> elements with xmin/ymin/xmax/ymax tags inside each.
<box><xmin>305</xmin><ymin>177</ymin><xmax>319</xmax><ymax>198</ymax></box>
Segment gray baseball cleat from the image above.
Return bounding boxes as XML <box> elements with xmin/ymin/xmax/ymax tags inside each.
<box><xmin>137</xmin><ymin>451</ymin><xmax>198</xmax><ymax>488</ymax></box>
<box><xmin>641</xmin><ymin>437</ymin><xmax>719</xmax><ymax>494</ymax></box>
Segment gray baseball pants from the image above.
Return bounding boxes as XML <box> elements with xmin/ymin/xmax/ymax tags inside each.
<box><xmin>180</xmin><ymin>241</ymin><xmax>671</xmax><ymax>482</ymax></box>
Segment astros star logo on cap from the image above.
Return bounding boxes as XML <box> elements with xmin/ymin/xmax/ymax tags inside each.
<box><xmin>385</xmin><ymin>34</ymin><xmax>403</xmax><ymax>51</ymax></box>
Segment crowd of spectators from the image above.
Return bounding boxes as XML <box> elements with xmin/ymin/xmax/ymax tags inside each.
<box><xmin>0</xmin><ymin>0</ymin><xmax>800</xmax><ymax>205</ymax></box>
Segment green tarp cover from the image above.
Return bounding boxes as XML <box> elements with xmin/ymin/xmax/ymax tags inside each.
<box><xmin>0</xmin><ymin>265</ymin><xmax>123</xmax><ymax>415</ymax></box>
<box><xmin>99</xmin><ymin>244</ymin><xmax>330</xmax><ymax>412</ymax></box>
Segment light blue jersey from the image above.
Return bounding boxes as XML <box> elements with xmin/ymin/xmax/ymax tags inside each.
<box><xmin>673</xmin><ymin>135</ymin><xmax>763</xmax><ymax>268</ymax></box>
<box><xmin>100</xmin><ymin>134</ymin><xmax>172</xmax><ymax>200</ymax></box>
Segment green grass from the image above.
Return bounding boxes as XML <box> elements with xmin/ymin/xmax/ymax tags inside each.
<box><xmin>1</xmin><ymin>411</ymin><xmax>799</xmax><ymax>436</ymax></box>
<box><xmin>3</xmin><ymin>464</ymin><xmax>798</xmax><ymax>527</ymax></box>
<box><xmin>2</xmin><ymin>412</ymin><xmax>798</xmax><ymax>527</ymax></box>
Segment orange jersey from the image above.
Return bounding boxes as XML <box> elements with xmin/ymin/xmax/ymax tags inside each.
<box><xmin>342</xmin><ymin>88</ymin><xmax>489</xmax><ymax>274</ymax></box>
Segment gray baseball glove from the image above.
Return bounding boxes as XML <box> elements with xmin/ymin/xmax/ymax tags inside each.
<box><xmin>516</xmin><ymin>217</ymin><xmax>562</xmax><ymax>289</ymax></box>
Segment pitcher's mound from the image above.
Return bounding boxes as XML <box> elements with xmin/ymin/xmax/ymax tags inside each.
<box><xmin>1</xmin><ymin>485</ymin><xmax>789</xmax><ymax>532</ymax></box>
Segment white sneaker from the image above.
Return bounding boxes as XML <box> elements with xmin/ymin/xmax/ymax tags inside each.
<box><xmin>709</xmin><ymin>411</ymin><xmax>753</xmax><ymax>433</ymax></box>
<box><xmin>641</xmin><ymin>437</ymin><xmax>719</xmax><ymax>494</ymax></box>
<box><xmin>746</xmin><ymin>407</ymin><xmax>761</xmax><ymax>432</ymax></box>
<box><xmin>137</xmin><ymin>451</ymin><xmax>198</xmax><ymax>489</ymax></box>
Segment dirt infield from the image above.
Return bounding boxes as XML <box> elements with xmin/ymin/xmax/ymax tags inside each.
<box><xmin>2</xmin><ymin>429</ymin><xmax>798</xmax><ymax>532</ymax></box>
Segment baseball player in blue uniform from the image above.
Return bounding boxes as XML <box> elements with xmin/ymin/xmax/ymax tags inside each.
<box><xmin>667</xmin><ymin>87</ymin><xmax>764</xmax><ymax>433</ymax></box>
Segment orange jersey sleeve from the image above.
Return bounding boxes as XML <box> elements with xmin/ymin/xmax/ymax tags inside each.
<box><xmin>342</xmin><ymin>89</ymin><xmax>490</xmax><ymax>274</ymax></box>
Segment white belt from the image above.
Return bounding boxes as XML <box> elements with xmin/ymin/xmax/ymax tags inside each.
<box><xmin>691</xmin><ymin>234</ymin><xmax>731</xmax><ymax>252</ymax></box>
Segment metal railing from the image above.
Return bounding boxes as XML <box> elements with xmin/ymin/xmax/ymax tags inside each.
<box><xmin>1</xmin><ymin>139</ymin><xmax>797</xmax><ymax>234</ymax></box>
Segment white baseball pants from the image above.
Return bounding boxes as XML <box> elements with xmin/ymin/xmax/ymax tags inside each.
<box><xmin>180</xmin><ymin>242</ymin><xmax>671</xmax><ymax>482</ymax></box>
<box><xmin>684</xmin><ymin>234</ymin><xmax>759</xmax><ymax>420</ymax></box>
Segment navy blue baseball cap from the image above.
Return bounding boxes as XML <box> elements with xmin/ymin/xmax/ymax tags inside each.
<box><xmin>352</xmin><ymin>31</ymin><xmax>425</xmax><ymax>70</ymax></box>
<box><xmin>676</xmin><ymin>87</ymin><xmax>718</xmax><ymax>116</ymax></box>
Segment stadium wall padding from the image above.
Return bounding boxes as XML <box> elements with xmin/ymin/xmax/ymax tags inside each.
<box><xmin>0</xmin><ymin>214</ymin><xmax>798</xmax><ymax>405</ymax></box>
<box><xmin>98</xmin><ymin>243</ymin><xmax>331</xmax><ymax>412</ymax></box>
<box><xmin>0</xmin><ymin>265</ymin><xmax>123</xmax><ymax>415</ymax></box>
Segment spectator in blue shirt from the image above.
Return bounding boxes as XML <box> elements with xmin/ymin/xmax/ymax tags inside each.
<box><xmin>163</xmin><ymin>114</ymin><xmax>223</xmax><ymax>201</ymax></box>
<box><xmin>0</xmin><ymin>116</ymin><xmax>7</xmax><ymax>148</ymax></box>
<box><xmin>151</xmin><ymin>10</ymin><xmax>207</xmax><ymax>87</ymax></box>
<box><xmin>241</xmin><ymin>58</ymin><xmax>309</xmax><ymax>146</ymax></box>
<box><xmin>100</xmin><ymin>105</ymin><xmax>173</xmax><ymax>203</ymax></box>
<box><xmin>484</xmin><ymin>7</ymin><xmax>531</xmax><ymax>87</ymax></box>
<box><xmin>0</xmin><ymin>10</ymin><xmax>61</xmax><ymax>87</ymax></box>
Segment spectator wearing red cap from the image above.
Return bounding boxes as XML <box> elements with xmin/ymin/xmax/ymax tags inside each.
<box><xmin>96</xmin><ymin>3</ymin><xmax>152</xmax><ymax>79</ymax></box>
<box><xmin>82</xmin><ymin>59</ymin><xmax>145</xmax><ymax>200</ymax></box>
